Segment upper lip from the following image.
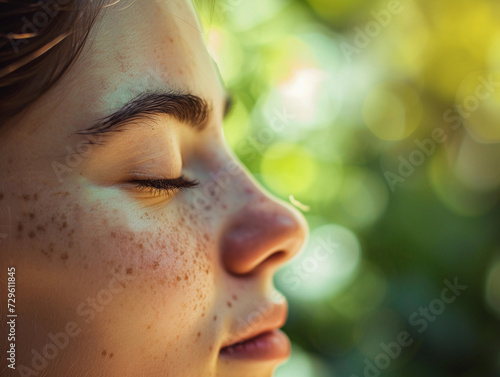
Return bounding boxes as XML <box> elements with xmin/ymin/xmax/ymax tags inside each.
<box><xmin>220</xmin><ymin>298</ymin><xmax>288</xmax><ymax>349</ymax></box>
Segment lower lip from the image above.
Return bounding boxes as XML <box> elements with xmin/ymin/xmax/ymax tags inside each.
<box><xmin>219</xmin><ymin>329</ymin><xmax>291</xmax><ymax>361</ymax></box>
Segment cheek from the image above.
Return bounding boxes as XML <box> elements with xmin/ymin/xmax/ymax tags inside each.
<box><xmin>17</xmin><ymin>188</ymin><xmax>213</xmax><ymax>276</ymax></box>
<box><xmin>84</xmin><ymin>200</ymin><xmax>216</xmax><ymax>284</ymax></box>
<box><xmin>9</xmin><ymin>185</ymin><xmax>219</xmax><ymax>367</ymax></box>
<box><xmin>67</xmin><ymin>200</ymin><xmax>218</xmax><ymax>359</ymax></box>
<box><xmin>10</xmin><ymin>189</ymin><xmax>79</xmax><ymax>261</ymax></box>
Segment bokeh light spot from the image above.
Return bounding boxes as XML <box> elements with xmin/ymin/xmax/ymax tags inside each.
<box><xmin>485</xmin><ymin>256</ymin><xmax>500</xmax><ymax>319</ymax></box>
<box><xmin>362</xmin><ymin>82</ymin><xmax>422</xmax><ymax>141</ymax></box>
<box><xmin>276</xmin><ymin>224</ymin><xmax>361</xmax><ymax>301</ymax></box>
<box><xmin>260</xmin><ymin>143</ymin><xmax>318</xmax><ymax>196</ymax></box>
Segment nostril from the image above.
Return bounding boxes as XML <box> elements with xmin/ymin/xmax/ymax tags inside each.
<box><xmin>219</xmin><ymin>197</ymin><xmax>308</xmax><ymax>276</ymax></box>
<box><xmin>261</xmin><ymin>250</ymin><xmax>289</xmax><ymax>269</ymax></box>
<box><xmin>256</xmin><ymin>250</ymin><xmax>288</xmax><ymax>269</ymax></box>
<box><xmin>230</xmin><ymin>251</ymin><xmax>289</xmax><ymax>277</ymax></box>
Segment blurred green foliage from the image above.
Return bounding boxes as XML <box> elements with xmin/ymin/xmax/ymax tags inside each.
<box><xmin>197</xmin><ymin>0</ymin><xmax>500</xmax><ymax>375</ymax></box>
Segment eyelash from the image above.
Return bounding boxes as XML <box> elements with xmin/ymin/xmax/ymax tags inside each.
<box><xmin>130</xmin><ymin>175</ymin><xmax>199</xmax><ymax>197</ymax></box>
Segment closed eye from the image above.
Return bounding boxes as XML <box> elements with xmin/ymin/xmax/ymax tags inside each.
<box><xmin>130</xmin><ymin>175</ymin><xmax>199</xmax><ymax>197</ymax></box>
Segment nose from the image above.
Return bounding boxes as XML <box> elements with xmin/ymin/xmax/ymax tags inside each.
<box><xmin>219</xmin><ymin>179</ymin><xmax>308</xmax><ymax>276</ymax></box>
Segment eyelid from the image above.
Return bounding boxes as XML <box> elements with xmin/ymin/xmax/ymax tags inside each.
<box><xmin>129</xmin><ymin>175</ymin><xmax>199</xmax><ymax>198</ymax></box>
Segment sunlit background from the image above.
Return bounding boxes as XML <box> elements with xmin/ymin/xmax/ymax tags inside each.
<box><xmin>196</xmin><ymin>0</ymin><xmax>500</xmax><ymax>376</ymax></box>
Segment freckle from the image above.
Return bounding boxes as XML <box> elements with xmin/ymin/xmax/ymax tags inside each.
<box><xmin>213</xmin><ymin>315</ymin><xmax>217</xmax><ymax>321</ymax></box>
<box><xmin>61</xmin><ymin>253</ymin><xmax>68</xmax><ymax>261</ymax></box>
<box><xmin>0</xmin><ymin>193</ymin><xmax>3</xmax><ymax>200</ymax></box>
<box><xmin>197</xmin><ymin>332</ymin><xmax>201</xmax><ymax>337</ymax></box>
<box><xmin>22</xmin><ymin>194</ymin><xmax>30</xmax><ymax>201</ymax></box>
<box><xmin>111</xmin><ymin>232</ymin><xmax>116</xmax><ymax>238</ymax></box>
<box><xmin>62</xmin><ymin>221</ymin><xmax>67</xmax><ymax>229</ymax></box>
<box><xmin>168</xmin><ymin>37</ymin><xmax>173</xmax><ymax>42</ymax></box>
<box><xmin>28</xmin><ymin>213</ymin><xmax>35</xmax><ymax>219</ymax></box>
<box><xmin>227</xmin><ymin>301</ymin><xmax>232</xmax><ymax>308</ymax></box>
<box><xmin>138</xmin><ymin>243</ymin><xmax>143</xmax><ymax>249</ymax></box>
<box><xmin>28</xmin><ymin>231</ymin><xmax>35</xmax><ymax>238</ymax></box>
<box><xmin>17</xmin><ymin>222</ymin><xmax>23</xmax><ymax>232</ymax></box>
<box><xmin>176</xmin><ymin>276</ymin><xmax>181</xmax><ymax>281</ymax></box>
<box><xmin>109</xmin><ymin>353</ymin><xmax>114</xmax><ymax>358</ymax></box>
<box><xmin>153</xmin><ymin>261</ymin><xmax>159</xmax><ymax>269</ymax></box>
<box><xmin>232</xmin><ymin>294</ymin><xmax>238</xmax><ymax>300</ymax></box>
<box><xmin>126</xmin><ymin>268</ymin><xmax>133</xmax><ymax>275</ymax></box>
<box><xmin>102</xmin><ymin>350</ymin><xmax>107</xmax><ymax>356</ymax></box>
<box><xmin>147</xmin><ymin>325</ymin><xmax>151</xmax><ymax>330</ymax></box>
<box><xmin>184</xmin><ymin>274</ymin><xmax>188</xmax><ymax>280</ymax></box>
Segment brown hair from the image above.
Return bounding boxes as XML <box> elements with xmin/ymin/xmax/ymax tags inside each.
<box><xmin>0</xmin><ymin>0</ymin><xmax>106</xmax><ymax>125</ymax></box>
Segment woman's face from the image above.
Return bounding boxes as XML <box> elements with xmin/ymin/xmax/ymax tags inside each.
<box><xmin>0</xmin><ymin>0</ymin><xmax>307</xmax><ymax>376</ymax></box>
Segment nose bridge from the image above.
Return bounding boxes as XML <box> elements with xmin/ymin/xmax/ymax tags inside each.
<box><xmin>197</xmin><ymin>144</ymin><xmax>259</xmax><ymax>206</ymax></box>
<box><xmin>198</xmin><ymin>141</ymin><xmax>307</xmax><ymax>275</ymax></box>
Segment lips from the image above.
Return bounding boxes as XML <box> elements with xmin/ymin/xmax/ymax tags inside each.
<box><xmin>219</xmin><ymin>329</ymin><xmax>291</xmax><ymax>361</ymax></box>
<box><xmin>219</xmin><ymin>298</ymin><xmax>291</xmax><ymax>361</ymax></box>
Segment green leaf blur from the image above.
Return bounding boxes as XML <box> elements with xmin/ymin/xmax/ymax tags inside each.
<box><xmin>197</xmin><ymin>0</ymin><xmax>500</xmax><ymax>376</ymax></box>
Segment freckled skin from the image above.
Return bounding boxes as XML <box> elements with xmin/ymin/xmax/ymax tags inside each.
<box><xmin>0</xmin><ymin>1</ymin><xmax>308</xmax><ymax>377</ymax></box>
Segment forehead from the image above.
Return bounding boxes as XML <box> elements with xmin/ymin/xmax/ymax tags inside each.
<box><xmin>65</xmin><ymin>0</ymin><xmax>223</xmax><ymax>122</ymax></box>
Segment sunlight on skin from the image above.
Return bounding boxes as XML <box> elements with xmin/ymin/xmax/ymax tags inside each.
<box><xmin>0</xmin><ymin>1</ymin><xmax>308</xmax><ymax>376</ymax></box>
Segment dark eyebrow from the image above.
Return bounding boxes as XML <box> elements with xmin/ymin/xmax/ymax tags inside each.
<box><xmin>76</xmin><ymin>91</ymin><xmax>232</xmax><ymax>139</ymax></box>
